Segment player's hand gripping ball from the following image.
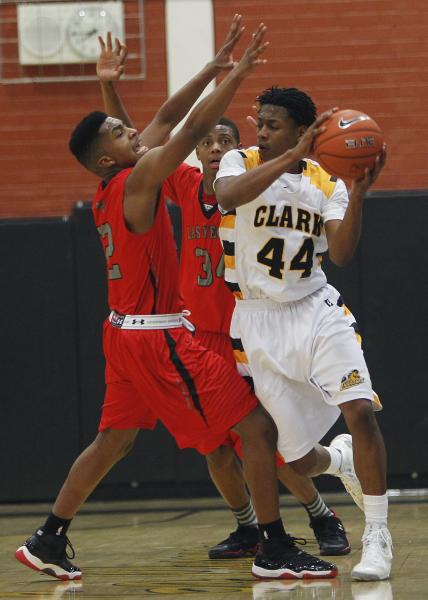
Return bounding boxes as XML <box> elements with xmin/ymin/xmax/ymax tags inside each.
<box><xmin>314</xmin><ymin>109</ymin><xmax>384</xmax><ymax>180</ymax></box>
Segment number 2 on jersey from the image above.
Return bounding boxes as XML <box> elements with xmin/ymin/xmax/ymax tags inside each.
<box><xmin>195</xmin><ymin>248</ymin><xmax>224</xmax><ymax>286</ymax></box>
<box><xmin>97</xmin><ymin>222</ymin><xmax>122</xmax><ymax>280</ymax></box>
<box><xmin>257</xmin><ymin>237</ymin><xmax>314</xmax><ymax>280</ymax></box>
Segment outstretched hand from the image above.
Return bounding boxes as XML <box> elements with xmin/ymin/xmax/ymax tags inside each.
<box><xmin>351</xmin><ymin>144</ymin><xmax>387</xmax><ymax>195</ymax></box>
<box><xmin>97</xmin><ymin>32</ymin><xmax>128</xmax><ymax>82</ymax></box>
<box><xmin>233</xmin><ymin>23</ymin><xmax>269</xmax><ymax>77</ymax></box>
<box><xmin>211</xmin><ymin>14</ymin><xmax>245</xmax><ymax>70</ymax></box>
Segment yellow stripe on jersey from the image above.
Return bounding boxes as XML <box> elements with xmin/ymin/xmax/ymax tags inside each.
<box><xmin>240</xmin><ymin>148</ymin><xmax>262</xmax><ymax>171</ymax></box>
<box><xmin>224</xmin><ymin>255</ymin><xmax>235</xmax><ymax>269</ymax></box>
<box><xmin>373</xmin><ymin>391</ymin><xmax>382</xmax><ymax>410</ymax></box>
<box><xmin>220</xmin><ymin>214</ymin><xmax>236</xmax><ymax>229</ymax></box>
<box><xmin>341</xmin><ymin>308</ymin><xmax>380</xmax><ymax>410</ymax></box>
<box><xmin>225</xmin><ymin>281</ymin><xmax>243</xmax><ymax>299</ymax></box>
<box><xmin>343</xmin><ymin>305</ymin><xmax>362</xmax><ymax>345</ymax></box>
<box><xmin>233</xmin><ymin>349</ymin><xmax>249</xmax><ymax>364</ymax></box>
<box><xmin>303</xmin><ymin>161</ymin><xmax>336</xmax><ymax>199</ymax></box>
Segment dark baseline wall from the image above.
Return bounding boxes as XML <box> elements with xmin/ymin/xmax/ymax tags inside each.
<box><xmin>0</xmin><ymin>219</ymin><xmax>80</xmax><ymax>500</ymax></box>
<box><xmin>360</xmin><ymin>194</ymin><xmax>428</xmax><ymax>474</ymax></box>
<box><xmin>1</xmin><ymin>192</ymin><xmax>427</xmax><ymax>502</ymax></box>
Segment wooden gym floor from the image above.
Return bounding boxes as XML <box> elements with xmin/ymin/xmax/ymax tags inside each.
<box><xmin>1</xmin><ymin>491</ymin><xmax>427</xmax><ymax>599</ymax></box>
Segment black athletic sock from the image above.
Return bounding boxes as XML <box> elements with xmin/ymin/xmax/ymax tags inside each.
<box><xmin>39</xmin><ymin>512</ymin><xmax>72</xmax><ymax>537</ymax></box>
<box><xmin>258</xmin><ymin>518</ymin><xmax>287</xmax><ymax>543</ymax></box>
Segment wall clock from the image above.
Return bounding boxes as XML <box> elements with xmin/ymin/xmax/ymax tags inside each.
<box><xmin>17</xmin><ymin>2</ymin><xmax>125</xmax><ymax>65</ymax></box>
<box><xmin>67</xmin><ymin>5</ymin><xmax>118</xmax><ymax>59</ymax></box>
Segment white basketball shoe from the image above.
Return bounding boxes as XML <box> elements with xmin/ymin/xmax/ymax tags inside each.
<box><xmin>352</xmin><ymin>525</ymin><xmax>393</xmax><ymax>581</ymax></box>
<box><xmin>329</xmin><ymin>434</ymin><xmax>364</xmax><ymax>510</ymax></box>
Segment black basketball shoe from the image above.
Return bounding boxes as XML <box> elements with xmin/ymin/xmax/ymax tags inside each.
<box><xmin>310</xmin><ymin>513</ymin><xmax>351</xmax><ymax>556</ymax></box>
<box><xmin>252</xmin><ymin>534</ymin><xmax>338</xmax><ymax>579</ymax></box>
<box><xmin>208</xmin><ymin>525</ymin><xmax>259</xmax><ymax>559</ymax></box>
<box><xmin>15</xmin><ymin>531</ymin><xmax>82</xmax><ymax>580</ymax></box>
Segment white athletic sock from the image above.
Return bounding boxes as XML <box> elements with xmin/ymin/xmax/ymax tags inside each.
<box><xmin>322</xmin><ymin>446</ymin><xmax>342</xmax><ymax>476</ymax></box>
<box><xmin>363</xmin><ymin>493</ymin><xmax>388</xmax><ymax>531</ymax></box>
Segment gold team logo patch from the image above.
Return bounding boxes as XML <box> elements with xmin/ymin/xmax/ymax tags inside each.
<box><xmin>340</xmin><ymin>369</ymin><xmax>365</xmax><ymax>391</ymax></box>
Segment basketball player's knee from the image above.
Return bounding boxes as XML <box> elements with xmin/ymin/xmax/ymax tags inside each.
<box><xmin>342</xmin><ymin>399</ymin><xmax>377</xmax><ymax>433</ymax></box>
<box><xmin>206</xmin><ymin>445</ymin><xmax>235</xmax><ymax>470</ymax></box>
<box><xmin>289</xmin><ymin>452</ymin><xmax>316</xmax><ymax>476</ymax></box>
<box><xmin>119</xmin><ymin>438</ymin><xmax>136</xmax><ymax>458</ymax></box>
<box><xmin>235</xmin><ymin>407</ymin><xmax>277</xmax><ymax>448</ymax></box>
<box><xmin>95</xmin><ymin>429</ymin><xmax>137</xmax><ymax>460</ymax></box>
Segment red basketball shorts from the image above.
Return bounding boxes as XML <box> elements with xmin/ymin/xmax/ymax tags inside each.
<box><xmin>195</xmin><ymin>329</ymin><xmax>235</xmax><ymax>366</ymax></box>
<box><xmin>99</xmin><ymin>322</ymin><xmax>258</xmax><ymax>455</ymax></box>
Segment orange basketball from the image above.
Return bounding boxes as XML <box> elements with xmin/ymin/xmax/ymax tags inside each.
<box><xmin>313</xmin><ymin>109</ymin><xmax>384</xmax><ymax>180</ymax></box>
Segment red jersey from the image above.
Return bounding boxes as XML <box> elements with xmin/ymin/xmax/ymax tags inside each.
<box><xmin>162</xmin><ymin>163</ymin><xmax>234</xmax><ymax>334</ymax></box>
<box><xmin>92</xmin><ymin>168</ymin><xmax>183</xmax><ymax>315</ymax></box>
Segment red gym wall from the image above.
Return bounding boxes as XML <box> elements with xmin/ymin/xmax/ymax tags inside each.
<box><xmin>0</xmin><ymin>0</ymin><xmax>167</xmax><ymax>218</ymax></box>
<box><xmin>214</xmin><ymin>0</ymin><xmax>428</xmax><ymax>192</ymax></box>
<box><xmin>0</xmin><ymin>0</ymin><xmax>427</xmax><ymax>218</ymax></box>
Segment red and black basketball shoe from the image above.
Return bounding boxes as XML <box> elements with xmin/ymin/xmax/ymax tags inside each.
<box><xmin>15</xmin><ymin>531</ymin><xmax>82</xmax><ymax>580</ymax></box>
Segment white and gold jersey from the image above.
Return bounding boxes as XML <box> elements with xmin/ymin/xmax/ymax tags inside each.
<box><xmin>216</xmin><ymin>148</ymin><xmax>349</xmax><ymax>303</ymax></box>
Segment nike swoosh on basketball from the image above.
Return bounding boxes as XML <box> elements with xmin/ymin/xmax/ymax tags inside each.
<box><xmin>338</xmin><ymin>115</ymin><xmax>370</xmax><ymax>129</ymax></box>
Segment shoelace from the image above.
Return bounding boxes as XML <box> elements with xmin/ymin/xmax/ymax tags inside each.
<box><xmin>263</xmin><ymin>534</ymin><xmax>331</xmax><ymax>564</ymax></box>
<box><xmin>290</xmin><ymin>536</ymin><xmax>307</xmax><ymax>546</ymax></box>
<box><xmin>278</xmin><ymin>534</ymin><xmax>310</xmax><ymax>557</ymax></box>
<box><xmin>283</xmin><ymin>536</ymin><xmax>331</xmax><ymax>562</ymax></box>
<box><xmin>362</xmin><ymin>528</ymin><xmax>393</xmax><ymax>559</ymax></box>
<box><xmin>65</xmin><ymin>536</ymin><xmax>76</xmax><ymax>560</ymax></box>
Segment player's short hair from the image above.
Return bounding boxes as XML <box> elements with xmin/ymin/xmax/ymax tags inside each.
<box><xmin>217</xmin><ymin>117</ymin><xmax>240</xmax><ymax>144</ymax></box>
<box><xmin>257</xmin><ymin>86</ymin><xmax>317</xmax><ymax>127</ymax></box>
<box><xmin>69</xmin><ymin>111</ymin><xmax>108</xmax><ymax>169</ymax></box>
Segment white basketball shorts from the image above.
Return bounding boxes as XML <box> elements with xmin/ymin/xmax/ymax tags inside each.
<box><xmin>231</xmin><ymin>284</ymin><xmax>380</xmax><ymax>462</ymax></box>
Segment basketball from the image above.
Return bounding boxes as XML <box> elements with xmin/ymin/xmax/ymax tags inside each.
<box><xmin>313</xmin><ymin>109</ymin><xmax>384</xmax><ymax>180</ymax></box>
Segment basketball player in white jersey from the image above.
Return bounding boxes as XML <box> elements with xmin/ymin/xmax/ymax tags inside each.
<box><xmin>214</xmin><ymin>87</ymin><xmax>392</xmax><ymax>581</ymax></box>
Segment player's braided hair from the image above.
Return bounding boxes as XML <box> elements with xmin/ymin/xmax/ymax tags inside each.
<box><xmin>69</xmin><ymin>111</ymin><xmax>108</xmax><ymax>168</ymax></box>
<box><xmin>257</xmin><ymin>86</ymin><xmax>317</xmax><ymax>127</ymax></box>
<box><xmin>217</xmin><ymin>117</ymin><xmax>240</xmax><ymax>144</ymax></box>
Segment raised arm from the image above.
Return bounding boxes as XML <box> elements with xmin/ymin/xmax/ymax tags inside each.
<box><xmin>215</xmin><ymin>110</ymin><xmax>335</xmax><ymax>211</ymax></box>
<box><xmin>97</xmin><ymin>15</ymin><xmax>245</xmax><ymax>148</ymax></box>
<box><xmin>124</xmin><ymin>23</ymin><xmax>269</xmax><ymax>234</ymax></box>
<box><xmin>97</xmin><ymin>33</ymin><xmax>134</xmax><ymax>127</ymax></box>
<box><xmin>325</xmin><ymin>145</ymin><xmax>387</xmax><ymax>267</ymax></box>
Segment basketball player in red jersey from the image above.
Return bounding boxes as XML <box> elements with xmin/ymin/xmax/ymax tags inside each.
<box><xmin>97</xmin><ymin>35</ymin><xmax>351</xmax><ymax>559</ymax></box>
<box><xmin>15</xmin><ymin>17</ymin><xmax>337</xmax><ymax>582</ymax></box>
